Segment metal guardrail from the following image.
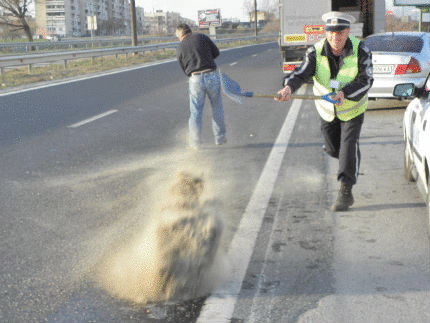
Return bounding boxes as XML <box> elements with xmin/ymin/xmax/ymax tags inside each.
<box><xmin>0</xmin><ymin>32</ymin><xmax>260</xmax><ymax>53</ymax></box>
<box><xmin>0</xmin><ymin>36</ymin><xmax>178</xmax><ymax>53</ymax></box>
<box><xmin>0</xmin><ymin>34</ymin><xmax>276</xmax><ymax>76</ymax></box>
<box><xmin>0</xmin><ymin>42</ymin><xmax>178</xmax><ymax>74</ymax></box>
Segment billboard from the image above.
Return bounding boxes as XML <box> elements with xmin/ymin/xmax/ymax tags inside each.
<box><xmin>198</xmin><ymin>9</ymin><xmax>221</xmax><ymax>28</ymax></box>
<box><xmin>394</xmin><ymin>0</ymin><xmax>430</xmax><ymax>5</ymax></box>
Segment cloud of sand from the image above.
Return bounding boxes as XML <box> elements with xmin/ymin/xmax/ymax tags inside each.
<box><xmin>93</xmin><ymin>170</ymin><xmax>229</xmax><ymax>304</ymax></box>
<box><xmin>36</xmin><ymin>123</ymin><xmax>235</xmax><ymax>304</ymax></box>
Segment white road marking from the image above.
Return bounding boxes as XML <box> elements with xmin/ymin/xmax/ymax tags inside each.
<box><xmin>67</xmin><ymin>109</ymin><xmax>118</xmax><ymax>128</ymax></box>
<box><xmin>247</xmin><ymin>189</ymin><xmax>284</xmax><ymax>323</ymax></box>
<box><xmin>196</xmin><ymin>86</ymin><xmax>307</xmax><ymax>323</ymax></box>
<box><xmin>252</xmin><ymin>54</ymin><xmax>257</xmax><ymax>57</ymax></box>
<box><xmin>230</xmin><ymin>62</ymin><xmax>238</xmax><ymax>66</ymax></box>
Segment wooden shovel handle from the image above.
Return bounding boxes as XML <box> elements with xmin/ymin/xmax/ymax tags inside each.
<box><xmin>252</xmin><ymin>93</ymin><xmax>325</xmax><ymax>100</ymax></box>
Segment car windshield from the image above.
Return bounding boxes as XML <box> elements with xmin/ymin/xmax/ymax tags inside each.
<box><xmin>364</xmin><ymin>35</ymin><xmax>423</xmax><ymax>53</ymax></box>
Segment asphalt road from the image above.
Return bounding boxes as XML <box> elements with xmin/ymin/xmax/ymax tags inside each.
<box><xmin>0</xmin><ymin>42</ymin><xmax>429</xmax><ymax>323</ymax></box>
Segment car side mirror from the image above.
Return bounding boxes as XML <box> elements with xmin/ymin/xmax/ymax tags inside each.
<box><xmin>393</xmin><ymin>83</ymin><xmax>415</xmax><ymax>98</ymax></box>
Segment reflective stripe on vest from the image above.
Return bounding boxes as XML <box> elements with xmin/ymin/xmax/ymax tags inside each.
<box><xmin>312</xmin><ymin>36</ymin><xmax>368</xmax><ymax>121</ymax></box>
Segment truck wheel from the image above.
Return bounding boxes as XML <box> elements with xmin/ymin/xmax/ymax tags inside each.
<box><xmin>404</xmin><ymin>138</ymin><xmax>415</xmax><ymax>182</ymax></box>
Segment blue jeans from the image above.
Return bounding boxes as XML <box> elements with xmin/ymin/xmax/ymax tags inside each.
<box><xmin>188</xmin><ymin>70</ymin><xmax>226</xmax><ymax>147</ymax></box>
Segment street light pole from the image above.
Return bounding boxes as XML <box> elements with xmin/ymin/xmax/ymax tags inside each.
<box><xmin>254</xmin><ymin>0</ymin><xmax>257</xmax><ymax>37</ymax></box>
<box><xmin>129</xmin><ymin>0</ymin><xmax>138</xmax><ymax>48</ymax></box>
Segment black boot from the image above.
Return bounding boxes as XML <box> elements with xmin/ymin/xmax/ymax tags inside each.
<box><xmin>331</xmin><ymin>182</ymin><xmax>354</xmax><ymax>211</ymax></box>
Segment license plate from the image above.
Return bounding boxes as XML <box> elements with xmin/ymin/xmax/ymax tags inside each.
<box><xmin>373</xmin><ymin>64</ymin><xmax>394</xmax><ymax>74</ymax></box>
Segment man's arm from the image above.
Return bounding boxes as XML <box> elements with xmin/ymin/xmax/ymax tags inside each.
<box><xmin>203</xmin><ymin>34</ymin><xmax>219</xmax><ymax>59</ymax></box>
<box><xmin>341</xmin><ymin>42</ymin><xmax>373</xmax><ymax>101</ymax></box>
<box><xmin>209</xmin><ymin>40</ymin><xmax>220</xmax><ymax>59</ymax></box>
<box><xmin>276</xmin><ymin>46</ymin><xmax>317</xmax><ymax>102</ymax></box>
<box><xmin>176</xmin><ymin>46</ymin><xmax>188</xmax><ymax>75</ymax></box>
<box><xmin>283</xmin><ymin>46</ymin><xmax>317</xmax><ymax>93</ymax></box>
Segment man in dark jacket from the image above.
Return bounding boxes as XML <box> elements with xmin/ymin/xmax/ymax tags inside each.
<box><xmin>176</xmin><ymin>23</ymin><xmax>226</xmax><ymax>149</ymax></box>
<box><xmin>276</xmin><ymin>12</ymin><xmax>373</xmax><ymax>211</ymax></box>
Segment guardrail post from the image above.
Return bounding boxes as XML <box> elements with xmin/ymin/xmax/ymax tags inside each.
<box><xmin>1</xmin><ymin>67</ymin><xmax>4</xmax><ymax>83</ymax></box>
<box><xmin>64</xmin><ymin>59</ymin><xmax>68</xmax><ymax>69</ymax></box>
<box><xmin>28</xmin><ymin>64</ymin><xmax>32</xmax><ymax>73</ymax></box>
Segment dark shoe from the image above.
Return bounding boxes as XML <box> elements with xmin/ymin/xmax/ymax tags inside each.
<box><xmin>215</xmin><ymin>137</ymin><xmax>227</xmax><ymax>145</ymax></box>
<box><xmin>331</xmin><ymin>182</ymin><xmax>354</xmax><ymax>211</ymax></box>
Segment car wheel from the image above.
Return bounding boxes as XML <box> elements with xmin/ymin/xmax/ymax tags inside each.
<box><xmin>404</xmin><ymin>137</ymin><xmax>415</xmax><ymax>182</ymax></box>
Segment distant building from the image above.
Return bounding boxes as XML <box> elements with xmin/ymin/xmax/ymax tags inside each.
<box><xmin>136</xmin><ymin>7</ymin><xmax>145</xmax><ymax>35</ymax></box>
<box><xmin>248</xmin><ymin>10</ymin><xmax>268</xmax><ymax>28</ymax></box>
<box><xmin>35</xmin><ymin>0</ymin><xmax>131</xmax><ymax>37</ymax></box>
<box><xmin>248</xmin><ymin>11</ymin><xmax>267</xmax><ymax>22</ymax></box>
<box><xmin>221</xmin><ymin>17</ymin><xmax>240</xmax><ymax>29</ymax></box>
<box><xmin>143</xmin><ymin>10</ymin><xmax>195</xmax><ymax>35</ymax></box>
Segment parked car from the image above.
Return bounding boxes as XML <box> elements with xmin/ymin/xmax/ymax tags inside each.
<box><xmin>364</xmin><ymin>32</ymin><xmax>430</xmax><ymax>99</ymax></box>
<box><xmin>393</xmin><ymin>78</ymin><xmax>430</xmax><ymax>231</ymax></box>
<box><xmin>45</xmin><ymin>34</ymin><xmax>61</xmax><ymax>41</ymax></box>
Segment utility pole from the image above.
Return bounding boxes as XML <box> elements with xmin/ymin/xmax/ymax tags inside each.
<box><xmin>254</xmin><ymin>0</ymin><xmax>258</xmax><ymax>37</ymax></box>
<box><xmin>129</xmin><ymin>0</ymin><xmax>138</xmax><ymax>48</ymax></box>
<box><xmin>417</xmin><ymin>6</ymin><xmax>430</xmax><ymax>32</ymax></box>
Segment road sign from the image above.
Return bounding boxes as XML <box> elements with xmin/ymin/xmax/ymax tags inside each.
<box><xmin>87</xmin><ymin>16</ymin><xmax>97</xmax><ymax>31</ymax></box>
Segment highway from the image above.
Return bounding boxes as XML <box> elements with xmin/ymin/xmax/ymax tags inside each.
<box><xmin>0</xmin><ymin>42</ymin><xmax>429</xmax><ymax>323</ymax></box>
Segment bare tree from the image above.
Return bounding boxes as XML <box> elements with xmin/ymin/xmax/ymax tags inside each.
<box><xmin>0</xmin><ymin>0</ymin><xmax>33</xmax><ymax>41</ymax></box>
<box><xmin>243</xmin><ymin>0</ymin><xmax>278</xmax><ymax>20</ymax></box>
<box><xmin>243</xmin><ymin>0</ymin><xmax>254</xmax><ymax>19</ymax></box>
<box><xmin>260</xmin><ymin>0</ymin><xmax>278</xmax><ymax>18</ymax></box>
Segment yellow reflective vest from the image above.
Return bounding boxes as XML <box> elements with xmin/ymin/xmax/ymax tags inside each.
<box><xmin>313</xmin><ymin>36</ymin><xmax>368</xmax><ymax>122</ymax></box>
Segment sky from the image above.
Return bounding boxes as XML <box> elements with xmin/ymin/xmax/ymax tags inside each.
<box><xmin>135</xmin><ymin>0</ymin><xmax>251</xmax><ymax>22</ymax></box>
<box><xmin>135</xmin><ymin>0</ymin><xmax>426</xmax><ymax>24</ymax></box>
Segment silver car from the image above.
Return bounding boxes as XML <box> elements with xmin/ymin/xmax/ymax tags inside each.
<box><xmin>393</xmin><ymin>80</ymin><xmax>430</xmax><ymax>231</ymax></box>
<box><xmin>364</xmin><ymin>32</ymin><xmax>430</xmax><ymax>99</ymax></box>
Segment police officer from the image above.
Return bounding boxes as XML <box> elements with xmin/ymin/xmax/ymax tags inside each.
<box><xmin>276</xmin><ymin>11</ymin><xmax>373</xmax><ymax>211</ymax></box>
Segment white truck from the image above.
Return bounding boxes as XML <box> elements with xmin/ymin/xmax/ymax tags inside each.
<box><xmin>279</xmin><ymin>0</ymin><xmax>386</xmax><ymax>74</ymax></box>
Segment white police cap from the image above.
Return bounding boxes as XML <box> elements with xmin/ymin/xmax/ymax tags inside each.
<box><xmin>322</xmin><ymin>11</ymin><xmax>356</xmax><ymax>32</ymax></box>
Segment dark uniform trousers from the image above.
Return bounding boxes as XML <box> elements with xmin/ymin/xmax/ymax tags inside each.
<box><xmin>321</xmin><ymin>113</ymin><xmax>364</xmax><ymax>186</ymax></box>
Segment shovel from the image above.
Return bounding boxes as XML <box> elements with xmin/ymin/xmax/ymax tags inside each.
<box><xmin>221</xmin><ymin>72</ymin><xmax>339</xmax><ymax>104</ymax></box>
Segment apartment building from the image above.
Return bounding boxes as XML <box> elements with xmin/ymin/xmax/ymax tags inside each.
<box><xmin>35</xmin><ymin>0</ymin><xmax>132</xmax><ymax>37</ymax></box>
<box><xmin>143</xmin><ymin>10</ymin><xmax>195</xmax><ymax>35</ymax></box>
<box><xmin>135</xmin><ymin>7</ymin><xmax>145</xmax><ymax>35</ymax></box>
